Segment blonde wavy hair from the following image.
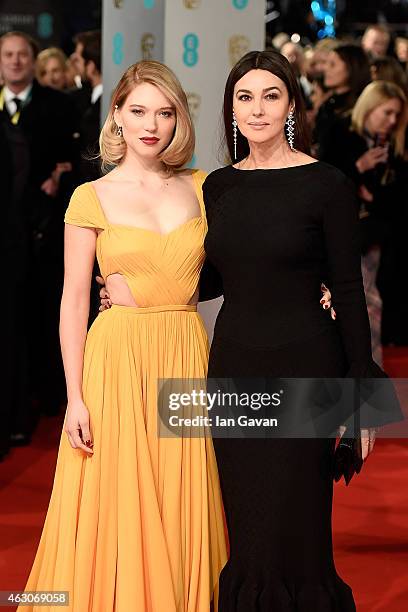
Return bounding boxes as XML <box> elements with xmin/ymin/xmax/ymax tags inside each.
<box><xmin>99</xmin><ymin>61</ymin><xmax>194</xmax><ymax>174</ymax></box>
<box><xmin>351</xmin><ymin>80</ymin><xmax>408</xmax><ymax>156</ymax></box>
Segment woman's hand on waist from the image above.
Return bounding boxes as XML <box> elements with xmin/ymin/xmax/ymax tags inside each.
<box><xmin>320</xmin><ymin>283</ymin><xmax>336</xmax><ymax>320</ymax></box>
<box><xmin>96</xmin><ymin>275</ymin><xmax>111</xmax><ymax>311</ymax></box>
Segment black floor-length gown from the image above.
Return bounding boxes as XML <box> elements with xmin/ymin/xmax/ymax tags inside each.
<box><xmin>202</xmin><ymin>161</ymin><xmax>401</xmax><ymax>612</ymax></box>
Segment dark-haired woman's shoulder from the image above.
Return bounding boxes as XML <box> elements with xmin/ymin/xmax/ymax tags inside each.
<box><xmin>310</xmin><ymin>161</ymin><xmax>361</xmax><ymax>221</ymax></box>
<box><xmin>314</xmin><ymin>159</ymin><xmax>355</xmax><ymax>186</ymax></box>
<box><xmin>311</xmin><ymin>159</ymin><xmax>358</xmax><ymax>196</ymax></box>
<box><xmin>288</xmin><ymin>158</ymin><xmax>357</xmax><ymax>205</ymax></box>
<box><xmin>202</xmin><ymin>164</ymin><xmax>237</xmax><ymax>215</ymax></box>
<box><xmin>203</xmin><ymin>164</ymin><xmax>235</xmax><ymax>188</ymax></box>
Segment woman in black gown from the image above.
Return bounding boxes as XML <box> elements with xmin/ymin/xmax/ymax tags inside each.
<box><xmin>203</xmin><ymin>50</ymin><xmax>401</xmax><ymax>611</ymax></box>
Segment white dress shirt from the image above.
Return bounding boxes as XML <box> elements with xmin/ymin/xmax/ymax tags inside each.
<box><xmin>3</xmin><ymin>83</ymin><xmax>33</xmax><ymax>115</ymax></box>
<box><xmin>91</xmin><ymin>83</ymin><xmax>103</xmax><ymax>105</ymax></box>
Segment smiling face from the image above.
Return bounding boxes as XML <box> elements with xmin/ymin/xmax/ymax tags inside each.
<box><xmin>41</xmin><ymin>56</ymin><xmax>66</xmax><ymax>90</ymax></box>
<box><xmin>0</xmin><ymin>35</ymin><xmax>35</xmax><ymax>89</ymax></box>
<box><xmin>365</xmin><ymin>97</ymin><xmax>402</xmax><ymax>139</ymax></box>
<box><xmin>233</xmin><ymin>69</ymin><xmax>292</xmax><ymax>148</ymax></box>
<box><xmin>114</xmin><ymin>81</ymin><xmax>177</xmax><ymax>161</ymax></box>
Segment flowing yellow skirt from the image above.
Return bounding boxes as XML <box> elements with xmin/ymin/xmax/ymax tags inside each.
<box><xmin>19</xmin><ymin>305</ymin><xmax>227</xmax><ymax>612</ymax></box>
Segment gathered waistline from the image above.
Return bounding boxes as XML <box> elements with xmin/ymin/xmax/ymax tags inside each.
<box><xmin>109</xmin><ymin>304</ymin><xmax>197</xmax><ymax>314</ymax></box>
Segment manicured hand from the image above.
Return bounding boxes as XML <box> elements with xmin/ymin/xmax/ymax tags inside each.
<box><xmin>96</xmin><ymin>275</ymin><xmax>111</xmax><ymax>311</ymax></box>
<box><xmin>361</xmin><ymin>427</ymin><xmax>376</xmax><ymax>460</ymax></box>
<box><xmin>356</xmin><ymin>146</ymin><xmax>388</xmax><ymax>173</ymax></box>
<box><xmin>320</xmin><ymin>283</ymin><xmax>336</xmax><ymax>320</ymax></box>
<box><xmin>64</xmin><ymin>400</ymin><xmax>94</xmax><ymax>454</ymax></box>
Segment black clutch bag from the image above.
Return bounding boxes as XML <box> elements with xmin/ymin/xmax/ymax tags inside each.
<box><xmin>333</xmin><ymin>436</ymin><xmax>363</xmax><ymax>486</ymax></box>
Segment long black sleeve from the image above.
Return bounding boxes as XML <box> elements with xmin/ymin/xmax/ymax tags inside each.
<box><xmin>203</xmin><ymin>163</ymin><xmax>403</xmax><ymax>428</ymax></box>
<box><xmin>319</xmin><ymin>117</ymin><xmax>364</xmax><ymax>185</ymax></box>
<box><xmin>323</xmin><ymin>174</ymin><xmax>372</xmax><ymax>370</ymax></box>
<box><xmin>323</xmin><ymin>173</ymin><xmax>402</xmax><ymax>426</ymax></box>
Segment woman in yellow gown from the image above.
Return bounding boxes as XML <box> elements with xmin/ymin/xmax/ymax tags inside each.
<box><xmin>19</xmin><ymin>61</ymin><xmax>227</xmax><ymax>611</ymax></box>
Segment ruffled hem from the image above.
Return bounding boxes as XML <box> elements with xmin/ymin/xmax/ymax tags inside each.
<box><xmin>345</xmin><ymin>359</ymin><xmax>403</xmax><ymax>428</ymax></box>
<box><xmin>217</xmin><ymin>564</ymin><xmax>355</xmax><ymax>611</ymax></box>
<box><xmin>346</xmin><ymin>358</ymin><xmax>387</xmax><ymax>379</ymax></box>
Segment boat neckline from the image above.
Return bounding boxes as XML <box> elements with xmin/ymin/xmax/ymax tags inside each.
<box><xmin>229</xmin><ymin>160</ymin><xmax>322</xmax><ymax>172</ymax></box>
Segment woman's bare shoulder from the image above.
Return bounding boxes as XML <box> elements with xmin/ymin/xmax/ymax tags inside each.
<box><xmin>90</xmin><ymin>169</ymin><xmax>121</xmax><ymax>187</ymax></box>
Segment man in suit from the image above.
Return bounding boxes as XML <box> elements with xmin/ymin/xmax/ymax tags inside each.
<box><xmin>0</xmin><ymin>31</ymin><xmax>77</xmax><ymax>456</ymax></box>
<box><xmin>67</xmin><ymin>31</ymin><xmax>93</xmax><ymax>119</ymax></box>
<box><xmin>72</xmin><ymin>30</ymin><xmax>102</xmax><ymax>182</ymax></box>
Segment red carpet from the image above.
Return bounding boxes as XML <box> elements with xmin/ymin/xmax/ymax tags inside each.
<box><xmin>1</xmin><ymin>349</ymin><xmax>407</xmax><ymax>611</ymax></box>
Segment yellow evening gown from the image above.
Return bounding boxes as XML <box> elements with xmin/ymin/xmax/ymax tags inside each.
<box><xmin>19</xmin><ymin>169</ymin><xmax>227</xmax><ymax>612</ymax></box>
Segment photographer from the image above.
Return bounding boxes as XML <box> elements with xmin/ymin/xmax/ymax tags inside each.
<box><xmin>320</xmin><ymin>80</ymin><xmax>408</xmax><ymax>352</ymax></box>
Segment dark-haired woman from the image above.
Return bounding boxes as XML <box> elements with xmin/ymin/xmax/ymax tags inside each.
<box><xmin>315</xmin><ymin>44</ymin><xmax>371</xmax><ymax>160</ymax></box>
<box><xmin>370</xmin><ymin>56</ymin><xmax>408</xmax><ymax>96</ymax></box>
<box><xmin>203</xmin><ymin>50</ymin><xmax>401</xmax><ymax>611</ymax></box>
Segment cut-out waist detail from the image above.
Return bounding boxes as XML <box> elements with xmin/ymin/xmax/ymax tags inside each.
<box><xmin>109</xmin><ymin>304</ymin><xmax>198</xmax><ymax>314</ymax></box>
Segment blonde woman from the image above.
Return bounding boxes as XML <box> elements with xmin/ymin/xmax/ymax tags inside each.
<box><xmin>321</xmin><ymin>80</ymin><xmax>408</xmax><ymax>355</ymax></box>
<box><xmin>36</xmin><ymin>47</ymin><xmax>69</xmax><ymax>90</ymax></box>
<box><xmin>307</xmin><ymin>37</ymin><xmax>339</xmax><ymax>80</ymax></box>
<box><xmin>19</xmin><ymin>61</ymin><xmax>227</xmax><ymax>612</ymax></box>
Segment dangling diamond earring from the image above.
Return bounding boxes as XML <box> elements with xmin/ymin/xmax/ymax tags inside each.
<box><xmin>232</xmin><ymin>111</ymin><xmax>238</xmax><ymax>161</ymax></box>
<box><xmin>285</xmin><ymin>109</ymin><xmax>296</xmax><ymax>151</ymax></box>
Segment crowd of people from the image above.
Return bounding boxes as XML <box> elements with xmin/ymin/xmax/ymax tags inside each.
<box><xmin>1</xmin><ymin>29</ymin><xmax>102</xmax><ymax>461</ymax></box>
<box><xmin>0</xmin><ymin>22</ymin><xmax>407</xmax><ymax>462</ymax></box>
<box><xmin>277</xmin><ymin>23</ymin><xmax>408</xmax><ymax>362</ymax></box>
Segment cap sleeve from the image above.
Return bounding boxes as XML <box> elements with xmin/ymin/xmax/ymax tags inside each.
<box><xmin>64</xmin><ymin>183</ymin><xmax>106</xmax><ymax>230</ymax></box>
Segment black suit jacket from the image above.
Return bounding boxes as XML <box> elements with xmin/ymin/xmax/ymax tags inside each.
<box><xmin>78</xmin><ymin>95</ymin><xmax>102</xmax><ymax>182</ymax></box>
<box><xmin>0</xmin><ymin>80</ymin><xmax>78</xmax><ymax>244</ymax></box>
<box><xmin>67</xmin><ymin>81</ymin><xmax>92</xmax><ymax>118</ymax></box>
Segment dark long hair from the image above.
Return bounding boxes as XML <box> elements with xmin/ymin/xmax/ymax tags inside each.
<box><xmin>223</xmin><ymin>50</ymin><xmax>311</xmax><ymax>163</ymax></box>
<box><xmin>333</xmin><ymin>44</ymin><xmax>372</xmax><ymax>111</ymax></box>
<box><xmin>371</xmin><ymin>56</ymin><xmax>408</xmax><ymax>97</ymax></box>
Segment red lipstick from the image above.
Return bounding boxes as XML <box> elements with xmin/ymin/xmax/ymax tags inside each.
<box><xmin>140</xmin><ymin>137</ymin><xmax>159</xmax><ymax>145</ymax></box>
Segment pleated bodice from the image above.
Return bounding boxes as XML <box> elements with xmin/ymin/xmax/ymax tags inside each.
<box><xmin>65</xmin><ymin>169</ymin><xmax>208</xmax><ymax>307</ymax></box>
<box><xmin>23</xmin><ymin>167</ymin><xmax>228</xmax><ymax>612</ymax></box>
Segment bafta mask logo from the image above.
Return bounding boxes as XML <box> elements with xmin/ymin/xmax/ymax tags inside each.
<box><xmin>187</xmin><ymin>92</ymin><xmax>201</xmax><ymax>123</ymax></box>
<box><xmin>113</xmin><ymin>0</ymin><xmax>124</xmax><ymax>7</ymax></box>
<box><xmin>183</xmin><ymin>0</ymin><xmax>201</xmax><ymax>8</ymax></box>
<box><xmin>141</xmin><ymin>33</ymin><xmax>156</xmax><ymax>60</ymax></box>
<box><xmin>229</xmin><ymin>35</ymin><xmax>250</xmax><ymax>67</ymax></box>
